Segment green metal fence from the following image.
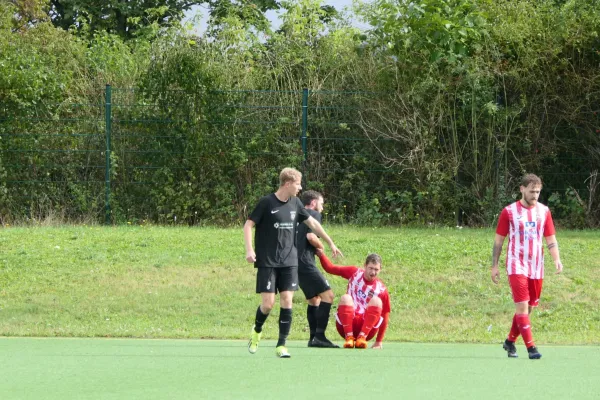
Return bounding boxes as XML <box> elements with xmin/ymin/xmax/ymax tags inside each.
<box><xmin>0</xmin><ymin>85</ymin><xmax>598</xmax><ymax>226</ymax></box>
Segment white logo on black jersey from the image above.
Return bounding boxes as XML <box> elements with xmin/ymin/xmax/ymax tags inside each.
<box><xmin>271</xmin><ymin>210</ymin><xmax>279</xmax><ymax>214</ymax></box>
<box><xmin>290</xmin><ymin>211</ymin><xmax>296</xmax><ymax>219</ymax></box>
<box><xmin>274</xmin><ymin>222</ymin><xmax>279</xmax><ymax>229</ymax></box>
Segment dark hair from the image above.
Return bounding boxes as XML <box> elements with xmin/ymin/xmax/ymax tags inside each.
<box><xmin>365</xmin><ymin>253</ymin><xmax>382</xmax><ymax>266</ymax></box>
<box><xmin>301</xmin><ymin>190</ymin><xmax>323</xmax><ymax>206</ymax></box>
<box><xmin>521</xmin><ymin>174</ymin><xmax>542</xmax><ymax>187</ymax></box>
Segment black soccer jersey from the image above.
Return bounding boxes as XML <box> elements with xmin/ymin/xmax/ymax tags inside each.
<box><xmin>249</xmin><ymin>194</ymin><xmax>310</xmax><ymax>268</ymax></box>
<box><xmin>297</xmin><ymin>208</ymin><xmax>321</xmax><ymax>269</ymax></box>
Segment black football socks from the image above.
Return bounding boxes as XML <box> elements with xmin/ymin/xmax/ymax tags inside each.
<box><xmin>254</xmin><ymin>306</ymin><xmax>269</xmax><ymax>333</ymax></box>
<box><xmin>315</xmin><ymin>302</ymin><xmax>332</xmax><ymax>340</ymax></box>
<box><xmin>276</xmin><ymin>308</ymin><xmax>293</xmax><ymax>347</ymax></box>
<box><xmin>307</xmin><ymin>305</ymin><xmax>318</xmax><ymax>341</ymax></box>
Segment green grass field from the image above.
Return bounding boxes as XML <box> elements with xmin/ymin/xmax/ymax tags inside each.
<box><xmin>1</xmin><ymin>226</ymin><xmax>600</xmax><ymax>399</ymax></box>
<box><xmin>1</xmin><ymin>337</ymin><xmax>599</xmax><ymax>400</ymax></box>
<box><xmin>1</xmin><ymin>226</ymin><xmax>599</xmax><ymax>343</ymax></box>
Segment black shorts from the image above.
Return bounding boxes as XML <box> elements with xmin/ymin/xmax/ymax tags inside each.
<box><xmin>255</xmin><ymin>267</ymin><xmax>299</xmax><ymax>294</ymax></box>
<box><xmin>298</xmin><ymin>265</ymin><xmax>331</xmax><ymax>300</ymax></box>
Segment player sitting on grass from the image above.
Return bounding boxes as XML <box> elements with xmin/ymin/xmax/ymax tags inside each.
<box><xmin>315</xmin><ymin>250</ymin><xmax>391</xmax><ymax>349</ymax></box>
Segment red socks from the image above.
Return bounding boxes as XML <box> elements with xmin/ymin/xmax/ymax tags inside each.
<box><xmin>515</xmin><ymin>313</ymin><xmax>535</xmax><ymax>348</ymax></box>
<box><xmin>359</xmin><ymin>305</ymin><xmax>382</xmax><ymax>338</ymax></box>
<box><xmin>337</xmin><ymin>305</ymin><xmax>355</xmax><ymax>338</ymax></box>
<box><xmin>507</xmin><ymin>314</ymin><xmax>520</xmax><ymax>342</ymax></box>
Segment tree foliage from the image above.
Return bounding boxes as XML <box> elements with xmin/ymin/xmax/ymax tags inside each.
<box><xmin>48</xmin><ymin>0</ymin><xmax>201</xmax><ymax>38</ymax></box>
<box><xmin>1</xmin><ymin>0</ymin><xmax>599</xmax><ymax>226</ymax></box>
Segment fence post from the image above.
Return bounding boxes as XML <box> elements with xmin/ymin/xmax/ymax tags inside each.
<box><xmin>301</xmin><ymin>88</ymin><xmax>309</xmax><ymax>179</ymax></box>
<box><xmin>104</xmin><ymin>84</ymin><xmax>112</xmax><ymax>225</ymax></box>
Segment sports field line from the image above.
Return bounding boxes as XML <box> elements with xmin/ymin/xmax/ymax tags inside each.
<box><xmin>1</xmin><ymin>338</ymin><xmax>598</xmax><ymax>400</ymax></box>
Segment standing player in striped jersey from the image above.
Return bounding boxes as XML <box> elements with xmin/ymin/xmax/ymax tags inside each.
<box><xmin>491</xmin><ymin>173</ymin><xmax>564</xmax><ymax>360</ymax></box>
<box><xmin>316</xmin><ymin>250</ymin><xmax>391</xmax><ymax>349</ymax></box>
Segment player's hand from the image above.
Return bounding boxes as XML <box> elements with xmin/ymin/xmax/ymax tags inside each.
<box><xmin>490</xmin><ymin>265</ymin><xmax>500</xmax><ymax>284</ymax></box>
<box><xmin>372</xmin><ymin>341</ymin><xmax>383</xmax><ymax>350</ymax></box>
<box><xmin>314</xmin><ymin>239</ymin><xmax>325</xmax><ymax>252</ymax></box>
<box><xmin>555</xmin><ymin>260</ymin><xmax>563</xmax><ymax>274</ymax></box>
<box><xmin>315</xmin><ymin>248</ymin><xmax>324</xmax><ymax>257</ymax></box>
<box><xmin>330</xmin><ymin>244</ymin><xmax>343</xmax><ymax>258</ymax></box>
<box><xmin>246</xmin><ymin>250</ymin><xmax>256</xmax><ymax>263</ymax></box>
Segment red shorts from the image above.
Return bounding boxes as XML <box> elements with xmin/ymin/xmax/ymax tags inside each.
<box><xmin>508</xmin><ymin>274</ymin><xmax>543</xmax><ymax>306</ymax></box>
<box><xmin>334</xmin><ymin>313</ymin><xmax>383</xmax><ymax>340</ymax></box>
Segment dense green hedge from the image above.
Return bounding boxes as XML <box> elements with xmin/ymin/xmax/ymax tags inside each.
<box><xmin>1</xmin><ymin>0</ymin><xmax>599</xmax><ymax>227</ymax></box>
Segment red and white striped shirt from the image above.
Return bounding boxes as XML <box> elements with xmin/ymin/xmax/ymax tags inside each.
<box><xmin>346</xmin><ymin>269</ymin><xmax>389</xmax><ymax>315</ymax></box>
<box><xmin>496</xmin><ymin>201</ymin><xmax>556</xmax><ymax>278</ymax></box>
<box><xmin>316</xmin><ymin>253</ymin><xmax>391</xmax><ymax>316</ymax></box>
<box><xmin>317</xmin><ymin>253</ymin><xmax>392</xmax><ymax>343</ymax></box>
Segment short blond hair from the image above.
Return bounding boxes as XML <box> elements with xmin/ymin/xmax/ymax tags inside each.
<box><xmin>279</xmin><ymin>167</ymin><xmax>302</xmax><ymax>186</ymax></box>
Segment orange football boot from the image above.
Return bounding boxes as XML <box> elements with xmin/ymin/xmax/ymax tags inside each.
<box><xmin>343</xmin><ymin>336</ymin><xmax>355</xmax><ymax>348</ymax></box>
<box><xmin>355</xmin><ymin>336</ymin><xmax>368</xmax><ymax>349</ymax></box>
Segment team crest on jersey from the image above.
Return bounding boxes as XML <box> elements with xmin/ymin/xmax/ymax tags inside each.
<box><xmin>290</xmin><ymin>211</ymin><xmax>296</xmax><ymax>220</ymax></box>
<box><xmin>525</xmin><ymin>221</ymin><xmax>536</xmax><ymax>228</ymax></box>
<box><xmin>274</xmin><ymin>222</ymin><xmax>279</xmax><ymax>229</ymax></box>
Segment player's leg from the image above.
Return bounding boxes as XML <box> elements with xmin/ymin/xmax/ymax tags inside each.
<box><xmin>249</xmin><ymin>268</ymin><xmax>276</xmax><ymax>354</ymax></box>
<box><xmin>299</xmin><ymin>269</ymin><xmax>320</xmax><ymax>346</ymax></box>
<box><xmin>311</xmin><ymin>288</ymin><xmax>338</xmax><ymax>347</ymax></box>
<box><xmin>355</xmin><ymin>297</ymin><xmax>383</xmax><ymax>349</ymax></box>
<box><xmin>528</xmin><ymin>278</ymin><xmax>543</xmax><ymax>314</ymax></box>
<box><xmin>304</xmin><ymin>269</ymin><xmax>337</xmax><ymax>348</ymax></box>
<box><xmin>507</xmin><ymin>314</ymin><xmax>521</xmax><ymax>343</ymax></box>
<box><xmin>505</xmin><ymin>274</ymin><xmax>540</xmax><ymax>359</ymax></box>
<box><xmin>364</xmin><ymin>317</ymin><xmax>384</xmax><ymax>341</ymax></box>
<box><xmin>525</xmin><ymin>278</ymin><xmax>543</xmax><ymax>359</ymax></box>
<box><xmin>275</xmin><ymin>267</ymin><xmax>298</xmax><ymax>358</ymax></box>
<box><xmin>336</xmin><ymin>294</ymin><xmax>356</xmax><ymax>348</ymax></box>
<box><xmin>306</xmin><ymin>296</ymin><xmax>320</xmax><ymax>346</ymax></box>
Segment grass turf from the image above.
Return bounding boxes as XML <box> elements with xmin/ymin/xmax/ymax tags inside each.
<box><xmin>1</xmin><ymin>337</ymin><xmax>599</xmax><ymax>400</ymax></box>
<box><xmin>2</xmin><ymin>226</ymin><xmax>599</xmax><ymax>343</ymax></box>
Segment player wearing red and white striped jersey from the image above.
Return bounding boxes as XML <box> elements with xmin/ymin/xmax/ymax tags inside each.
<box><xmin>316</xmin><ymin>251</ymin><xmax>391</xmax><ymax>350</ymax></box>
<box><xmin>491</xmin><ymin>174</ymin><xmax>564</xmax><ymax>360</ymax></box>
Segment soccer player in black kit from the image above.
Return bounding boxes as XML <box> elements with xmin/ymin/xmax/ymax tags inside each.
<box><xmin>243</xmin><ymin>168</ymin><xmax>342</xmax><ymax>358</ymax></box>
<box><xmin>297</xmin><ymin>190</ymin><xmax>339</xmax><ymax>348</ymax></box>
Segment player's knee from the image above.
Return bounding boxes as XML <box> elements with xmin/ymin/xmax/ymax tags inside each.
<box><xmin>339</xmin><ymin>294</ymin><xmax>353</xmax><ymax>306</ymax></box>
<box><xmin>261</xmin><ymin>299</ymin><xmax>275</xmax><ymax>313</ymax></box>
<box><xmin>321</xmin><ymin>290</ymin><xmax>334</xmax><ymax>303</ymax></box>
<box><xmin>279</xmin><ymin>291</ymin><xmax>294</xmax><ymax>308</ymax></box>
<box><xmin>515</xmin><ymin>301</ymin><xmax>528</xmax><ymax>315</ymax></box>
<box><xmin>368</xmin><ymin>296</ymin><xmax>382</xmax><ymax>308</ymax></box>
<box><xmin>307</xmin><ymin>297</ymin><xmax>320</xmax><ymax>307</ymax></box>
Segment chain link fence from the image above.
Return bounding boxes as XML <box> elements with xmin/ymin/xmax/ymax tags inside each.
<box><xmin>1</xmin><ymin>86</ymin><xmax>598</xmax><ymax>226</ymax></box>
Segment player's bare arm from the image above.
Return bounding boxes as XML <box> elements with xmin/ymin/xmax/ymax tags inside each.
<box><xmin>243</xmin><ymin>219</ymin><xmax>256</xmax><ymax>263</ymax></box>
<box><xmin>307</xmin><ymin>232</ymin><xmax>324</xmax><ymax>251</ymax></box>
<box><xmin>304</xmin><ymin>216</ymin><xmax>343</xmax><ymax>257</ymax></box>
<box><xmin>545</xmin><ymin>235</ymin><xmax>563</xmax><ymax>274</ymax></box>
<box><xmin>491</xmin><ymin>234</ymin><xmax>505</xmax><ymax>284</ymax></box>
